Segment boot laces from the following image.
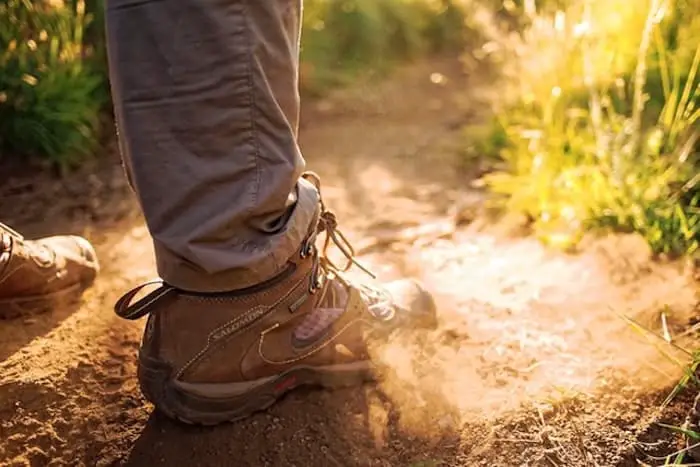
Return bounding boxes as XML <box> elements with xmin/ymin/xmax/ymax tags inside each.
<box><xmin>301</xmin><ymin>172</ymin><xmax>392</xmax><ymax>319</ymax></box>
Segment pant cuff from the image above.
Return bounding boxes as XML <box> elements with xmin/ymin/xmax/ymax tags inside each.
<box><xmin>155</xmin><ymin>177</ymin><xmax>320</xmax><ymax>292</ymax></box>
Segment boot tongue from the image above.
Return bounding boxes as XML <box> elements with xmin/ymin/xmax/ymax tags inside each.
<box><xmin>310</xmin><ymin>278</ymin><xmax>348</xmax><ymax>310</ymax></box>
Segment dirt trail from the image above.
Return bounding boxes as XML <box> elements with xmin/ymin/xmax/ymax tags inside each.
<box><xmin>1</xmin><ymin>57</ymin><xmax>698</xmax><ymax>467</ymax></box>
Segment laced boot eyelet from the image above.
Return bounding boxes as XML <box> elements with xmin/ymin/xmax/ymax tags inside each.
<box><xmin>308</xmin><ymin>256</ymin><xmax>324</xmax><ymax>293</ymax></box>
<box><xmin>309</xmin><ymin>275</ymin><xmax>324</xmax><ymax>294</ymax></box>
<box><xmin>308</xmin><ymin>276</ymin><xmax>319</xmax><ymax>293</ymax></box>
<box><xmin>300</xmin><ymin>237</ymin><xmax>316</xmax><ymax>259</ymax></box>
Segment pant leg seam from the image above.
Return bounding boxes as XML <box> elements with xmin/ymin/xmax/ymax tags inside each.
<box><xmin>242</xmin><ymin>0</ymin><xmax>262</xmax><ymax>217</ymax></box>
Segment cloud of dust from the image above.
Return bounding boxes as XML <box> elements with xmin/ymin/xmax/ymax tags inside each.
<box><xmin>364</xmin><ymin>233</ymin><xmax>694</xmax><ymax>436</ymax></box>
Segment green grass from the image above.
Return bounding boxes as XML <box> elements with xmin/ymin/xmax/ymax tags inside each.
<box><xmin>479</xmin><ymin>0</ymin><xmax>699</xmax><ymax>257</ymax></box>
<box><xmin>617</xmin><ymin>310</ymin><xmax>700</xmax><ymax>465</ymax></box>
<box><xmin>0</xmin><ymin>0</ymin><xmax>106</xmax><ymax>169</ymax></box>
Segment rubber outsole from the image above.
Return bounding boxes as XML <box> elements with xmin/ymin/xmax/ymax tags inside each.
<box><xmin>138</xmin><ymin>353</ymin><xmax>375</xmax><ymax>426</ymax></box>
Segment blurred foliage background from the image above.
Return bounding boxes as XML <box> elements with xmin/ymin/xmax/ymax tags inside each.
<box><xmin>478</xmin><ymin>0</ymin><xmax>699</xmax><ymax>257</ymax></box>
<box><xmin>0</xmin><ymin>0</ymin><xmax>697</xmax><ymax>257</ymax></box>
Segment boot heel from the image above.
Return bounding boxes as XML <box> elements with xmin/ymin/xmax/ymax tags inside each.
<box><xmin>137</xmin><ymin>353</ymin><xmax>187</xmax><ymax>423</ymax></box>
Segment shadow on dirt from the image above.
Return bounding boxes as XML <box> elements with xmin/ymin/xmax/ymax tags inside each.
<box><xmin>120</xmin><ymin>385</ymin><xmax>463</xmax><ymax>467</ymax></box>
<box><xmin>0</xmin><ymin>375</ymin><xmax>464</xmax><ymax>467</ymax></box>
<box><xmin>120</xmin><ymin>387</ymin><xmax>459</xmax><ymax>467</ymax></box>
<box><xmin>0</xmin><ymin>300</ymin><xmax>85</xmax><ymax>362</ymax></box>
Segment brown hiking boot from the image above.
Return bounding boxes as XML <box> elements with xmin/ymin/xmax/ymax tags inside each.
<box><xmin>115</xmin><ymin>172</ymin><xmax>437</xmax><ymax>425</ymax></box>
<box><xmin>0</xmin><ymin>223</ymin><xmax>99</xmax><ymax>319</ymax></box>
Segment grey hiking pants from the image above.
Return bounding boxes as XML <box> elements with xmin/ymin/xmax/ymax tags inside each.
<box><xmin>105</xmin><ymin>0</ymin><xmax>319</xmax><ymax>292</ymax></box>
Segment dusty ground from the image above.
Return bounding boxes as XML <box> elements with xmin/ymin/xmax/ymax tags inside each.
<box><xmin>1</xmin><ymin>57</ymin><xmax>699</xmax><ymax>467</ymax></box>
